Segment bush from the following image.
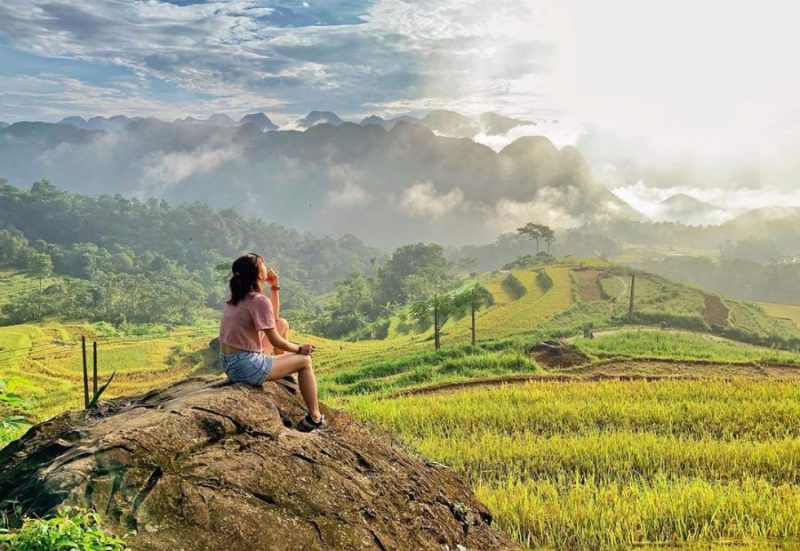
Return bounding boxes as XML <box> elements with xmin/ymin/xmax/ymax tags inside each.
<box><xmin>502</xmin><ymin>273</ymin><xmax>526</xmax><ymax>300</ymax></box>
<box><xmin>0</xmin><ymin>507</ymin><xmax>128</xmax><ymax>550</ymax></box>
<box><xmin>536</xmin><ymin>270</ymin><xmax>553</xmax><ymax>292</ymax></box>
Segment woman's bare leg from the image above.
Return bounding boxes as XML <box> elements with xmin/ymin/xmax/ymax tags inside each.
<box><xmin>265</xmin><ymin>354</ymin><xmax>321</xmax><ymax>421</ymax></box>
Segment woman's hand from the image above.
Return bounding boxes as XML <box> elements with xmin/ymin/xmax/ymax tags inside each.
<box><xmin>266</xmin><ymin>267</ymin><xmax>279</xmax><ymax>286</ymax></box>
<box><xmin>298</xmin><ymin>343</ymin><xmax>316</xmax><ymax>356</ymax></box>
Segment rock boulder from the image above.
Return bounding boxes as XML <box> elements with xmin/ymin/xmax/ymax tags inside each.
<box><xmin>0</xmin><ymin>376</ymin><xmax>515</xmax><ymax>550</ymax></box>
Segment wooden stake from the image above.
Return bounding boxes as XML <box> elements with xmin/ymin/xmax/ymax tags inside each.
<box><xmin>629</xmin><ymin>273</ymin><xmax>636</xmax><ymax>317</ymax></box>
<box><xmin>471</xmin><ymin>299</ymin><xmax>476</xmax><ymax>346</ymax></box>
<box><xmin>433</xmin><ymin>299</ymin><xmax>440</xmax><ymax>351</ymax></box>
<box><xmin>81</xmin><ymin>336</ymin><xmax>89</xmax><ymax>409</ymax></box>
<box><xmin>92</xmin><ymin>341</ymin><xmax>98</xmax><ymax>396</ymax></box>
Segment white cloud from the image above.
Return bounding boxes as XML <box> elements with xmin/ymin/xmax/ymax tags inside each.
<box><xmin>325</xmin><ymin>181</ymin><xmax>370</xmax><ymax>208</ymax></box>
<box><xmin>142</xmin><ymin>145</ymin><xmax>241</xmax><ymax>193</ymax></box>
<box><xmin>611</xmin><ymin>180</ymin><xmax>800</xmax><ymax>225</ymax></box>
<box><xmin>400</xmin><ymin>181</ymin><xmax>464</xmax><ymax>219</ymax></box>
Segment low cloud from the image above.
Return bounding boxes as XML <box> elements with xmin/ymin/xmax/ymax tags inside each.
<box><xmin>325</xmin><ymin>181</ymin><xmax>371</xmax><ymax>208</ymax></box>
<box><xmin>142</xmin><ymin>145</ymin><xmax>241</xmax><ymax>193</ymax></box>
<box><xmin>400</xmin><ymin>181</ymin><xmax>464</xmax><ymax>219</ymax></box>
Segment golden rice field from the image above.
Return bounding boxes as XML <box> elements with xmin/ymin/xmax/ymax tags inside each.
<box><xmin>349</xmin><ymin>379</ymin><xmax>800</xmax><ymax>549</ymax></box>
<box><xmin>757</xmin><ymin>301</ymin><xmax>800</xmax><ymax>331</ymax></box>
<box><xmin>0</xmin><ymin>321</ymin><xmax>218</xmax><ymax>422</ymax></box>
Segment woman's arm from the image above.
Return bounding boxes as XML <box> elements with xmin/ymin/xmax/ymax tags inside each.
<box><xmin>264</xmin><ymin>327</ymin><xmax>303</xmax><ymax>354</ymax></box>
<box><xmin>266</xmin><ymin>269</ymin><xmax>280</xmax><ymax>319</ymax></box>
<box><xmin>270</xmin><ymin>286</ymin><xmax>280</xmax><ymax>320</ymax></box>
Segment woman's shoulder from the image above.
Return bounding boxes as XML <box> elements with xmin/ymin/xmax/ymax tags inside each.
<box><xmin>245</xmin><ymin>291</ymin><xmax>269</xmax><ymax>304</ymax></box>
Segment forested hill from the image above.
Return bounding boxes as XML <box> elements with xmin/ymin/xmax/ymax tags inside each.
<box><xmin>0</xmin><ymin>179</ymin><xmax>381</xmax><ymax>324</ymax></box>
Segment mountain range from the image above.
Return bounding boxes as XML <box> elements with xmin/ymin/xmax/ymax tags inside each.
<box><xmin>46</xmin><ymin>109</ymin><xmax>534</xmax><ymax>138</ymax></box>
<box><xmin>0</xmin><ymin>110</ymin><xmax>638</xmax><ymax>247</ymax></box>
<box><xmin>1</xmin><ymin>108</ymin><xmax>794</xmax><ymax>249</ymax></box>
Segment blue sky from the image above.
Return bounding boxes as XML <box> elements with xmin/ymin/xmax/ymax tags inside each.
<box><xmin>0</xmin><ymin>0</ymin><xmax>560</xmax><ymax>123</ymax></box>
<box><xmin>0</xmin><ymin>0</ymin><xmax>797</xmax><ymax>172</ymax></box>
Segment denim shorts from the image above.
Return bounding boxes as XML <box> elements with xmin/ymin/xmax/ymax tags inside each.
<box><xmin>219</xmin><ymin>350</ymin><xmax>274</xmax><ymax>386</ymax></box>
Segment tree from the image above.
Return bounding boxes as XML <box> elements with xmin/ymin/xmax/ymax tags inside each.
<box><xmin>375</xmin><ymin>243</ymin><xmax>453</xmax><ymax>306</ymax></box>
<box><xmin>540</xmin><ymin>226</ymin><xmax>555</xmax><ymax>255</ymax></box>
<box><xmin>26</xmin><ymin>252</ymin><xmax>53</xmax><ymax>320</ymax></box>
<box><xmin>452</xmin><ymin>285</ymin><xmax>494</xmax><ymax>345</ymax></box>
<box><xmin>410</xmin><ymin>294</ymin><xmax>457</xmax><ymax>351</ymax></box>
<box><xmin>517</xmin><ymin>223</ymin><xmax>554</xmax><ymax>254</ymax></box>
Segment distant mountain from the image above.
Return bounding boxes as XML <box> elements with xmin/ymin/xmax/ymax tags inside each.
<box><xmin>207</xmin><ymin>113</ymin><xmax>237</xmax><ymax>127</ymax></box>
<box><xmin>239</xmin><ymin>112</ymin><xmax>278</xmax><ymax>131</ymax></box>
<box><xmin>656</xmin><ymin>193</ymin><xmax>726</xmax><ymax>225</ymax></box>
<box><xmin>719</xmin><ymin>207</ymin><xmax>800</xmax><ymax>250</ymax></box>
<box><xmin>58</xmin><ymin>115</ymin><xmax>140</xmax><ymax>132</ymax></box>
<box><xmin>296</xmin><ymin>111</ymin><xmax>344</xmax><ymax>129</ymax></box>
<box><xmin>0</xmin><ymin>122</ymin><xmax>102</xmax><ymax>146</ymax></box>
<box><xmin>357</xmin><ymin>110</ymin><xmax>532</xmax><ymax>138</ymax></box>
<box><xmin>358</xmin><ymin>114</ymin><xmax>421</xmax><ymax>130</ymax></box>
<box><xmin>359</xmin><ymin>115</ymin><xmax>388</xmax><ymax>127</ymax></box>
<box><xmin>0</xmin><ymin>117</ymin><xmax>637</xmax><ymax>247</ymax></box>
<box><xmin>421</xmin><ymin>110</ymin><xmax>478</xmax><ymax>137</ymax></box>
<box><xmin>479</xmin><ymin>112</ymin><xmax>533</xmax><ymax>135</ymax></box>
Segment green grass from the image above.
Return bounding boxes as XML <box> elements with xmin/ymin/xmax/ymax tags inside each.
<box><xmin>0</xmin><ymin>268</ymin><xmax>60</xmax><ymax>313</ymax></box>
<box><xmin>576</xmin><ymin>329</ymin><xmax>800</xmax><ymax>365</ymax></box>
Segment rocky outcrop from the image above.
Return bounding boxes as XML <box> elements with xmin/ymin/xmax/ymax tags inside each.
<box><xmin>0</xmin><ymin>377</ymin><xmax>515</xmax><ymax>550</ymax></box>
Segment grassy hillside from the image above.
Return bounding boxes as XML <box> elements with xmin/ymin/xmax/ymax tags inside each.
<box><xmin>4</xmin><ymin>259</ymin><xmax>800</xmax><ymax>548</ymax></box>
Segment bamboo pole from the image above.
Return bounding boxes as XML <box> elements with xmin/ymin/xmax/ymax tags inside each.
<box><xmin>92</xmin><ymin>341</ymin><xmax>98</xmax><ymax>396</ymax></box>
<box><xmin>81</xmin><ymin>336</ymin><xmax>89</xmax><ymax>409</ymax></box>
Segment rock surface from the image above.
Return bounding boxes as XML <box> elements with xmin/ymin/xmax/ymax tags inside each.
<box><xmin>0</xmin><ymin>376</ymin><xmax>516</xmax><ymax>550</ymax></box>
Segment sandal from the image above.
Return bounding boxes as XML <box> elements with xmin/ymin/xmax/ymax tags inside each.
<box><xmin>297</xmin><ymin>413</ymin><xmax>328</xmax><ymax>432</ymax></box>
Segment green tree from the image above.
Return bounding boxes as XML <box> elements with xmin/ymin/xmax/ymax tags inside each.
<box><xmin>452</xmin><ymin>285</ymin><xmax>494</xmax><ymax>345</ymax></box>
<box><xmin>517</xmin><ymin>223</ymin><xmax>544</xmax><ymax>253</ymax></box>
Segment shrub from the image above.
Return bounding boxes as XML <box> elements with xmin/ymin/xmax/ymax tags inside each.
<box><xmin>0</xmin><ymin>507</ymin><xmax>128</xmax><ymax>550</ymax></box>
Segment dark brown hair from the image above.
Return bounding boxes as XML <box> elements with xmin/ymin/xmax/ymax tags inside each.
<box><xmin>227</xmin><ymin>252</ymin><xmax>265</xmax><ymax>305</ymax></box>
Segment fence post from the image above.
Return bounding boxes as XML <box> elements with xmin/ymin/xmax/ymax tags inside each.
<box><xmin>92</xmin><ymin>341</ymin><xmax>98</xmax><ymax>396</ymax></box>
<box><xmin>628</xmin><ymin>273</ymin><xmax>636</xmax><ymax>317</ymax></box>
<box><xmin>81</xmin><ymin>336</ymin><xmax>89</xmax><ymax>409</ymax></box>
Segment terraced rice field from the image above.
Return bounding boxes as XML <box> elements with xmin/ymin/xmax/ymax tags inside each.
<box><xmin>0</xmin><ymin>322</ymin><xmax>217</xmax><ymax>422</ymax></box>
<box><xmin>350</xmin><ymin>378</ymin><xmax>800</xmax><ymax>549</ymax></box>
<box><xmin>757</xmin><ymin>301</ymin><xmax>800</xmax><ymax>331</ymax></box>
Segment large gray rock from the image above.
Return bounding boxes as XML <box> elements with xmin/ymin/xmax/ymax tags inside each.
<box><xmin>0</xmin><ymin>377</ymin><xmax>515</xmax><ymax>550</ymax></box>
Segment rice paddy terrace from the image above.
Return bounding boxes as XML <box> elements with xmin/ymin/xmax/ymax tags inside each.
<box><xmin>3</xmin><ymin>260</ymin><xmax>800</xmax><ymax>548</ymax></box>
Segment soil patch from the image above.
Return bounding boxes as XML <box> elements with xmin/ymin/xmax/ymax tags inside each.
<box><xmin>704</xmin><ymin>294</ymin><xmax>729</xmax><ymax>329</ymax></box>
<box><xmin>574</xmin><ymin>269</ymin><xmax>606</xmax><ymax>303</ymax></box>
<box><xmin>529</xmin><ymin>340</ymin><xmax>589</xmax><ymax>369</ymax></box>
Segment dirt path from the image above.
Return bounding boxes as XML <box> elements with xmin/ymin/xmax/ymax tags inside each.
<box><xmin>381</xmin><ymin>359</ymin><xmax>800</xmax><ymax>399</ymax></box>
<box><xmin>574</xmin><ymin>269</ymin><xmax>606</xmax><ymax>303</ymax></box>
<box><xmin>704</xmin><ymin>294</ymin><xmax>729</xmax><ymax>328</ymax></box>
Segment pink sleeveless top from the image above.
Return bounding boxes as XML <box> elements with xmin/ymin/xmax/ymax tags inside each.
<box><xmin>219</xmin><ymin>291</ymin><xmax>276</xmax><ymax>352</ymax></box>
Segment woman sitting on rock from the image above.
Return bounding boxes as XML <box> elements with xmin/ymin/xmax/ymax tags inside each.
<box><xmin>218</xmin><ymin>252</ymin><xmax>326</xmax><ymax>431</ymax></box>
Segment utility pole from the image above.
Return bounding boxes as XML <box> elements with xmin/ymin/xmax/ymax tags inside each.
<box><xmin>433</xmin><ymin>299</ymin><xmax>440</xmax><ymax>351</ymax></box>
<box><xmin>81</xmin><ymin>336</ymin><xmax>89</xmax><ymax>409</ymax></box>
<box><xmin>628</xmin><ymin>273</ymin><xmax>636</xmax><ymax>317</ymax></box>
<box><xmin>471</xmin><ymin>298</ymin><xmax>476</xmax><ymax>346</ymax></box>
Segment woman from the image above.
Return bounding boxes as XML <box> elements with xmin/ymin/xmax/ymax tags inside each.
<box><xmin>218</xmin><ymin>253</ymin><xmax>326</xmax><ymax>431</ymax></box>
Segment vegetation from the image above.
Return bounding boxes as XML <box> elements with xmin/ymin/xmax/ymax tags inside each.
<box><xmin>576</xmin><ymin>330</ymin><xmax>800</xmax><ymax>365</ymax></box>
<box><xmin>0</xmin><ymin>179</ymin><xmax>380</xmax><ymax>327</ymax></box>
<box><xmin>0</xmin><ymin>507</ymin><xmax>128</xmax><ymax>550</ymax></box>
<box><xmin>350</xmin><ymin>379</ymin><xmax>800</xmax><ymax>549</ymax></box>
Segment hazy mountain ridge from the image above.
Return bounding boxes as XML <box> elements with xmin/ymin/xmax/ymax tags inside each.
<box><xmin>0</xmin><ymin>115</ymin><xmax>635</xmax><ymax>247</ymax></box>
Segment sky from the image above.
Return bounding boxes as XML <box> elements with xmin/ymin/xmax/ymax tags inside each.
<box><xmin>0</xmin><ymin>0</ymin><xmax>798</xmax><ymax>207</ymax></box>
